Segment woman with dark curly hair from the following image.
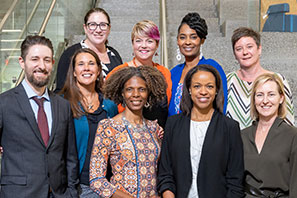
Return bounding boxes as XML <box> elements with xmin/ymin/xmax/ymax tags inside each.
<box><xmin>169</xmin><ymin>12</ymin><xmax>228</xmax><ymax>116</ymax></box>
<box><xmin>89</xmin><ymin>66</ymin><xmax>167</xmax><ymax>197</ymax></box>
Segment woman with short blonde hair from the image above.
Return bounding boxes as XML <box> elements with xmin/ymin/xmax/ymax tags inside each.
<box><xmin>106</xmin><ymin>20</ymin><xmax>172</xmax><ymax>128</ymax></box>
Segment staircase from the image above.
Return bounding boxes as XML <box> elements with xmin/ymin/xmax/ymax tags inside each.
<box><xmin>69</xmin><ymin>0</ymin><xmax>297</xmax><ymax>122</ymax></box>
<box><xmin>166</xmin><ymin>0</ymin><xmax>222</xmax><ymax>69</ymax></box>
<box><xmin>0</xmin><ymin>0</ymin><xmax>68</xmax><ymax>93</ymax></box>
<box><xmin>96</xmin><ymin>0</ymin><xmax>160</xmax><ymax>64</ymax></box>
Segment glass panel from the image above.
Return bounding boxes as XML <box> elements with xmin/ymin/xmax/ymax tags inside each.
<box><xmin>0</xmin><ymin>0</ymin><xmax>66</xmax><ymax>93</ymax></box>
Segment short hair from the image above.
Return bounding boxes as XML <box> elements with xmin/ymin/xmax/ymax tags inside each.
<box><xmin>20</xmin><ymin>35</ymin><xmax>53</xmax><ymax>60</ymax></box>
<box><xmin>180</xmin><ymin>64</ymin><xmax>224</xmax><ymax>116</ymax></box>
<box><xmin>60</xmin><ymin>48</ymin><xmax>103</xmax><ymax>118</ymax></box>
<box><xmin>84</xmin><ymin>7</ymin><xmax>110</xmax><ymax>25</ymax></box>
<box><xmin>250</xmin><ymin>73</ymin><xmax>286</xmax><ymax>120</ymax></box>
<box><xmin>231</xmin><ymin>27</ymin><xmax>261</xmax><ymax>51</ymax></box>
<box><xmin>104</xmin><ymin>66</ymin><xmax>166</xmax><ymax>107</ymax></box>
<box><xmin>131</xmin><ymin>20</ymin><xmax>160</xmax><ymax>43</ymax></box>
<box><xmin>178</xmin><ymin>12</ymin><xmax>208</xmax><ymax>39</ymax></box>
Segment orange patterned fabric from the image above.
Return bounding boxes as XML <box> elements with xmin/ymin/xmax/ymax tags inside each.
<box><xmin>89</xmin><ymin>118</ymin><xmax>162</xmax><ymax>197</ymax></box>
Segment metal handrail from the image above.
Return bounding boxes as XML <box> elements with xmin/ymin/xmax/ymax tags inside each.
<box><xmin>15</xmin><ymin>0</ymin><xmax>57</xmax><ymax>86</ymax></box>
<box><xmin>48</xmin><ymin>41</ymin><xmax>67</xmax><ymax>91</ymax></box>
<box><xmin>159</xmin><ymin>0</ymin><xmax>168</xmax><ymax>68</ymax></box>
<box><xmin>1</xmin><ymin>0</ymin><xmax>42</xmax><ymax>82</ymax></box>
<box><xmin>0</xmin><ymin>0</ymin><xmax>19</xmax><ymax>32</ymax></box>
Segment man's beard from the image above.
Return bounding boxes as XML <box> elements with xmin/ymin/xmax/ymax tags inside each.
<box><xmin>26</xmin><ymin>68</ymin><xmax>51</xmax><ymax>88</ymax></box>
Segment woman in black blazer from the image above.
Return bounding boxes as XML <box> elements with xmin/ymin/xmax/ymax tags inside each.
<box><xmin>158</xmin><ymin>64</ymin><xmax>245</xmax><ymax>198</ymax></box>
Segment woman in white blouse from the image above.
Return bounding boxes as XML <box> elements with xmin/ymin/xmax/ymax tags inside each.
<box><xmin>158</xmin><ymin>64</ymin><xmax>244</xmax><ymax>198</ymax></box>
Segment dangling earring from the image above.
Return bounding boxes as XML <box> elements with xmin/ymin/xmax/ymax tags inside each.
<box><xmin>155</xmin><ymin>52</ymin><xmax>158</xmax><ymax>56</ymax></box>
<box><xmin>144</xmin><ymin>101</ymin><xmax>150</xmax><ymax>108</ymax></box>
<box><xmin>199</xmin><ymin>45</ymin><xmax>203</xmax><ymax>59</ymax></box>
<box><xmin>132</xmin><ymin>52</ymin><xmax>135</xmax><ymax>56</ymax></box>
<box><xmin>122</xmin><ymin>100</ymin><xmax>126</xmax><ymax>107</ymax></box>
<box><xmin>176</xmin><ymin>48</ymin><xmax>182</xmax><ymax>61</ymax></box>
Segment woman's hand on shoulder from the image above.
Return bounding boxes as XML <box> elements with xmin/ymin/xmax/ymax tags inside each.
<box><xmin>162</xmin><ymin>190</ymin><xmax>175</xmax><ymax>198</ymax></box>
<box><xmin>157</xmin><ymin>127</ymin><xmax>164</xmax><ymax>139</ymax></box>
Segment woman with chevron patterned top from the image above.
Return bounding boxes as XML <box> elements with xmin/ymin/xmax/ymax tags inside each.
<box><xmin>226</xmin><ymin>27</ymin><xmax>294</xmax><ymax>129</ymax></box>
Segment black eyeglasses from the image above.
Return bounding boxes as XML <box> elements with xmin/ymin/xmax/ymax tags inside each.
<box><xmin>87</xmin><ymin>22</ymin><xmax>110</xmax><ymax>31</ymax></box>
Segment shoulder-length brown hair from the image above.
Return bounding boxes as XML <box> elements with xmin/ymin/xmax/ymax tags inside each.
<box><xmin>59</xmin><ymin>48</ymin><xmax>103</xmax><ymax>118</ymax></box>
<box><xmin>250</xmin><ymin>73</ymin><xmax>286</xmax><ymax>120</ymax></box>
<box><xmin>180</xmin><ymin>64</ymin><xmax>224</xmax><ymax>116</ymax></box>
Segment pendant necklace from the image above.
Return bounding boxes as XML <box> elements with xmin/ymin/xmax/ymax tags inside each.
<box><xmin>84</xmin><ymin>93</ymin><xmax>96</xmax><ymax>111</ymax></box>
<box><xmin>87</xmin><ymin>102</ymin><xmax>93</xmax><ymax>110</ymax></box>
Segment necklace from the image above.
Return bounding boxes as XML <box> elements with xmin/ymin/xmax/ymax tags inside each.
<box><xmin>83</xmin><ymin>93</ymin><xmax>97</xmax><ymax>111</ymax></box>
<box><xmin>122</xmin><ymin>115</ymin><xmax>146</xmax><ymax>133</ymax></box>
<box><xmin>87</xmin><ymin>102</ymin><xmax>94</xmax><ymax>110</ymax></box>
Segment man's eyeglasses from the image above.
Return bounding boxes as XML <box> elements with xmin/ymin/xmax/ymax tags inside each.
<box><xmin>87</xmin><ymin>22</ymin><xmax>109</xmax><ymax>31</ymax></box>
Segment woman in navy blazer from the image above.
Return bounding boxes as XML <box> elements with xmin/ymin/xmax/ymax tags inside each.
<box><xmin>158</xmin><ymin>64</ymin><xmax>244</xmax><ymax>198</ymax></box>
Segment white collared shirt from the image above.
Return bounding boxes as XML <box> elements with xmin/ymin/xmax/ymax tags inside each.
<box><xmin>22</xmin><ymin>80</ymin><xmax>53</xmax><ymax>135</ymax></box>
<box><xmin>187</xmin><ymin>120</ymin><xmax>210</xmax><ymax>198</ymax></box>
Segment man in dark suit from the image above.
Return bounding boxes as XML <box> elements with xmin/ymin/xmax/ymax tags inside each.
<box><xmin>0</xmin><ymin>35</ymin><xmax>79</xmax><ymax>198</ymax></box>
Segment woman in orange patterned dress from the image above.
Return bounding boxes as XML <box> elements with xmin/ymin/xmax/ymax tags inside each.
<box><xmin>89</xmin><ymin>66</ymin><xmax>167</xmax><ymax>198</ymax></box>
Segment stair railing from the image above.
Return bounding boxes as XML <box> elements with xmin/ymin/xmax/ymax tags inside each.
<box><xmin>0</xmin><ymin>0</ymin><xmax>19</xmax><ymax>32</ymax></box>
<box><xmin>15</xmin><ymin>0</ymin><xmax>57</xmax><ymax>86</ymax></box>
<box><xmin>1</xmin><ymin>0</ymin><xmax>42</xmax><ymax>85</ymax></box>
<box><xmin>159</xmin><ymin>0</ymin><xmax>168</xmax><ymax>68</ymax></box>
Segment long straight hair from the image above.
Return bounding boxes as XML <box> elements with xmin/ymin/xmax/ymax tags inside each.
<box><xmin>59</xmin><ymin>48</ymin><xmax>103</xmax><ymax>118</ymax></box>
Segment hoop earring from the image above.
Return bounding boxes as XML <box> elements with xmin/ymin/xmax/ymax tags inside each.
<box><xmin>176</xmin><ymin>48</ymin><xmax>182</xmax><ymax>61</ymax></box>
<box><xmin>144</xmin><ymin>101</ymin><xmax>150</xmax><ymax>108</ymax></box>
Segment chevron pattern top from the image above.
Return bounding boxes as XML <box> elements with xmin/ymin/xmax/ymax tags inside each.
<box><xmin>226</xmin><ymin>72</ymin><xmax>295</xmax><ymax>129</ymax></box>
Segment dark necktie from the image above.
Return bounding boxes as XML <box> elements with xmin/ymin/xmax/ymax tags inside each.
<box><xmin>32</xmin><ymin>97</ymin><xmax>49</xmax><ymax>146</ymax></box>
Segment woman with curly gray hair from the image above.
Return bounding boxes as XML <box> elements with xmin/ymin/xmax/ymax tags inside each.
<box><xmin>89</xmin><ymin>66</ymin><xmax>166</xmax><ymax>197</ymax></box>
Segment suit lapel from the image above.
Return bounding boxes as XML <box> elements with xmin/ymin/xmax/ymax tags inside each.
<box><xmin>198</xmin><ymin>110</ymin><xmax>219</xmax><ymax>174</ymax></box>
<box><xmin>183</xmin><ymin>115</ymin><xmax>191</xmax><ymax>166</ymax></box>
<box><xmin>47</xmin><ymin>92</ymin><xmax>58</xmax><ymax>148</ymax></box>
<box><xmin>180</xmin><ymin>115</ymin><xmax>192</xmax><ymax>192</ymax></box>
<box><xmin>14</xmin><ymin>84</ymin><xmax>45</xmax><ymax>146</ymax></box>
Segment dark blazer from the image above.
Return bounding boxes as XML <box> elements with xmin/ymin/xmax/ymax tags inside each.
<box><xmin>158</xmin><ymin>111</ymin><xmax>244</xmax><ymax>198</ymax></box>
<box><xmin>0</xmin><ymin>84</ymin><xmax>79</xmax><ymax>198</ymax></box>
